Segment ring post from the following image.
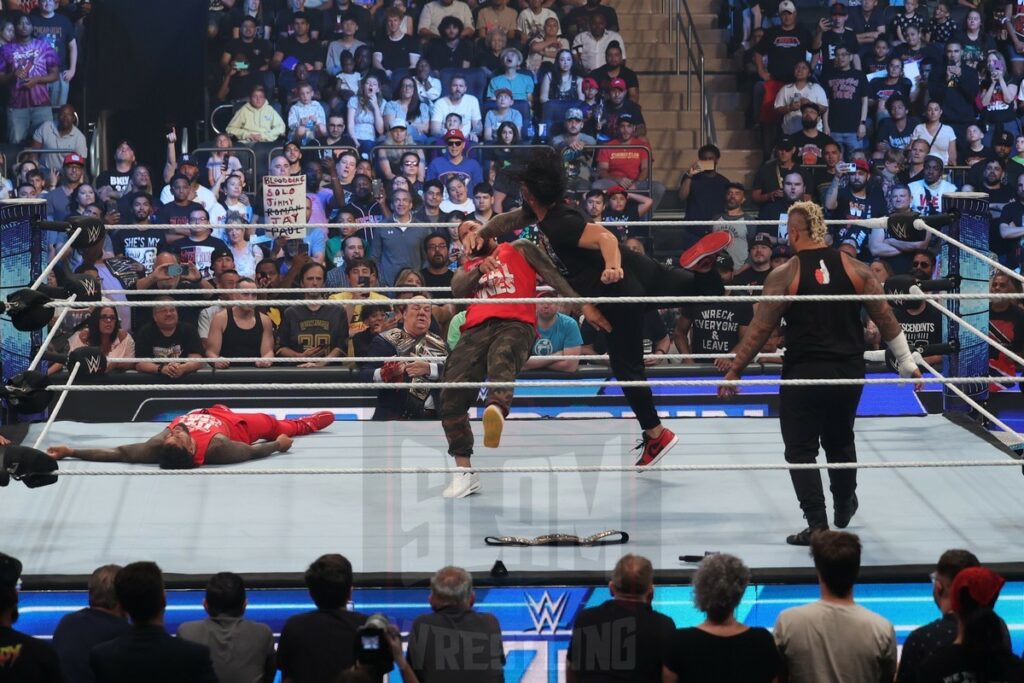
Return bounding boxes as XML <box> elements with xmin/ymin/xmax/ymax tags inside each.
<box><xmin>940</xmin><ymin>193</ymin><xmax>990</xmax><ymax>414</ymax></box>
<box><xmin>0</xmin><ymin>198</ymin><xmax>49</xmax><ymax>387</ymax></box>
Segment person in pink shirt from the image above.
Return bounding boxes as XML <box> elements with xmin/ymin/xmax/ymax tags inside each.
<box><xmin>0</xmin><ymin>13</ymin><xmax>59</xmax><ymax>144</ymax></box>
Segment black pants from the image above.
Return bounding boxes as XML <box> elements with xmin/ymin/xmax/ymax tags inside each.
<box><xmin>779</xmin><ymin>361</ymin><xmax>864</xmax><ymax>524</ymax></box>
<box><xmin>599</xmin><ymin>256</ymin><xmax>723</xmax><ymax>430</ymax></box>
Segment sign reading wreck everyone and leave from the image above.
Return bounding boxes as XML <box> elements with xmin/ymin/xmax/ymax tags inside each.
<box><xmin>263</xmin><ymin>174</ymin><xmax>306</xmax><ymax>240</ymax></box>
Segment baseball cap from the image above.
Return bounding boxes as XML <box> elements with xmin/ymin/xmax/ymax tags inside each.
<box><xmin>716</xmin><ymin>251</ymin><xmax>735</xmax><ymax>271</ymax></box>
<box><xmin>607</xmin><ymin>185</ymin><xmax>628</xmax><ymax>197</ymax></box>
<box><xmin>63</xmin><ymin>153</ymin><xmax>85</xmax><ymax>166</ymax></box>
<box><xmin>800</xmin><ymin>101</ymin><xmax>821</xmax><ymax>113</ymax></box>
<box><xmin>853</xmin><ymin>158</ymin><xmax>870</xmax><ymax>172</ymax></box>
<box><xmin>609</xmin><ymin>78</ymin><xmax>628</xmax><ymax>91</ymax></box>
<box><xmin>830</xmin><ymin>3</ymin><xmax>847</xmax><ymax>14</ymax></box>
<box><xmin>389</xmin><ymin>119</ymin><xmax>409</xmax><ymax>130</ymax></box>
<box><xmin>280</xmin><ymin>56</ymin><xmax>300</xmax><ymax>72</ymax></box>
<box><xmin>772</xmin><ymin>244</ymin><xmax>792</xmax><ymax>258</ymax></box>
<box><xmin>776</xmin><ymin>135</ymin><xmax>796</xmax><ymax>150</ymax></box>
<box><xmin>444</xmin><ymin>129</ymin><xmax>465</xmax><ymax>142</ymax></box>
<box><xmin>751</xmin><ymin>232</ymin><xmax>775</xmax><ymax>248</ymax></box>
<box><xmin>778</xmin><ymin>0</ymin><xmax>796</xmax><ymax>13</ymax></box>
<box><xmin>212</xmin><ymin>246</ymin><xmax>234</xmax><ymax>262</ymax></box>
<box><xmin>995</xmin><ymin>130</ymin><xmax>1015</xmax><ymax>147</ymax></box>
<box><xmin>565</xmin><ymin>107</ymin><xmax>584</xmax><ymax>121</ymax></box>
<box><xmin>617</xmin><ymin>112</ymin><xmax>636</xmax><ymax>123</ymax></box>
<box><xmin>179</xmin><ymin>154</ymin><xmax>199</xmax><ymax>168</ymax></box>
<box><xmin>582</xmin><ymin>77</ymin><xmax>599</xmax><ymax>91</ymax></box>
<box><xmin>950</xmin><ymin>567</ymin><xmax>1005</xmax><ymax>615</ymax></box>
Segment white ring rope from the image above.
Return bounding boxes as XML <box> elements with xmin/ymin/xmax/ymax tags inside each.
<box><xmin>32</xmin><ymin>362</ymin><xmax>79</xmax><ymax>450</ymax></box>
<box><xmin>31</xmin><ymin>227</ymin><xmax>80</xmax><ymax>291</ymax></box>
<box><xmin>916</xmin><ymin>222</ymin><xmax>1024</xmax><ymax>287</ymax></box>
<box><xmin>41</xmin><ymin>292</ymin><xmax>1024</xmax><ymax>309</ymax></box>
<box><xmin>917</xmin><ymin>356</ymin><xmax>1024</xmax><ymax>446</ymax></box>
<box><xmin>41</xmin><ymin>376</ymin><xmax>1015</xmax><ymax>392</ymax></box>
<box><xmin>924</xmin><ymin>297</ymin><xmax>1024</xmax><ymax>370</ymax></box>
<box><xmin>118</xmin><ymin>352</ymin><xmax>777</xmax><ymax>364</ymax></box>
<box><xmin>45</xmin><ymin>459</ymin><xmax>1024</xmax><ymax>476</ymax></box>
<box><xmin>106</xmin><ymin>218</ymin><xmax>896</xmax><ymax>231</ymax></box>
<box><xmin>97</xmin><ymin>285</ymin><xmax>767</xmax><ymax>296</ymax></box>
<box><xmin>27</xmin><ymin>293</ymin><xmax>75</xmax><ymax>372</ymax></box>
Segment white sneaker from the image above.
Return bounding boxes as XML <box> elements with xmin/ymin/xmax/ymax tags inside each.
<box><xmin>442</xmin><ymin>470</ymin><xmax>481</xmax><ymax>499</ymax></box>
<box><xmin>482</xmin><ymin>404</ymin><xmax>504</xmax><ymax>448</ymax></box>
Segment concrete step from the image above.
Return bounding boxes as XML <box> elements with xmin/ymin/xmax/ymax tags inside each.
<box><xmin>643</xmin><ymin>109</ymin><xmax>748</xmax><ymax>130</ymax></box>
<box><xmin>612</xmin><ymin>12</ymin><xmax>719</xmax><ymax>29</ymax></box>
<box><xmin>652</xmin><ymin>148</ymin><xmax>762</xmax><ymax>169</ymax></box>
<box><xmin>628</xmin><ymin>55</ymin><xmax>739</xmax><ymax>72</ymax></box>
<box><xmin>710</xmin><ymin>91</ymin><xmax>750</xmax><ymax>110</ymax></box>
<box><xmin>642</xmin><ymin>72</ymin><xmax>737</xmax><ymax>93</ymax></box>
<box><xmin>644</xmin><ymin>129</ymin><xmax>758</xmax><ymax>150</ymax></box>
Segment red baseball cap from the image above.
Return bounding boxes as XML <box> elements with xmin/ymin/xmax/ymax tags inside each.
<box><xmin>853</xmin><ymin>158</ymin><xmax>870</xmax><ymax>172</ymax></box>
<box><xmin>63</xmin><ymin>153</ymin><xmax>85</xmax><ymax>166</ymax></box>
<box><xmin>582</xmin><ymin>77</ymin><xmax>599</xmax><ymax>91</ymax></box>
<box><xmin>607</xmin><ymin>185</ymin><xmax>628</xmax><ymax>197</ymax></box>
<box><xmin>609</xmin><ymin>78</ymin><xmax>628</xmax><ymax>91</ymax></box>
<box><xmin>950</xmin><ymin>567</ymin><xmax>1006</xmax><ymax>615</ymax></box>
<box><xmin>444</xmin><ymin>129</ymin><xmax>465</xmax><ymax>142</ymax></box>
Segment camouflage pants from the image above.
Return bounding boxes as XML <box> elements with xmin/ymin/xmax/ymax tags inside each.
<box><xmin>440</xmin><ymin>318</ymin><xmax>535</xmax><ymax>458</ymax></box>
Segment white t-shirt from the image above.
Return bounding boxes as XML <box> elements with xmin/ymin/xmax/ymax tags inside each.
<box><xmin>774</xmin><ymin>600</ymin><xmax>897</xmax><ymax>683</ymax></box>
<box><xmin>774</xmin><ymin>82</ymin><xmax>829</xmax><ymax>135</ymax></box>
<box><xmin>517</xmin><ymin>7</ymin><xmax>558</xmax><ymax>41</ymax></box>
<box><xmin>910</xmin><ymin>123</ymin><xmax>956</xmax><ymax>165</ymax></box>
<box><xmin>571</xmin><ymin>30</ymin><xmax>626</xmax><ymax>73</ymax></box>
<box><xmin>159</xmin><ymin>184</ymin><xmax>227</xmax><ymax>224</ymax></box>
<box><xmin>430</xmin><ymin>95</ymin><xmax>482</xmax><ymax>135</ymax></box>
<box><xmin>418</xmin><ymin>0</ymin><xmax>475</xmax><ymax>35</ymax></box>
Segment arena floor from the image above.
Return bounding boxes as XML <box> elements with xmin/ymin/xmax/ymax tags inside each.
<box><xmin>4</xmin><ymin>415</ymin><xmax>1023</xmax><ymax>579</ymax></box>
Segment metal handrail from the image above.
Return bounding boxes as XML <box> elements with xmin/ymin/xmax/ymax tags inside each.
<box><xmin>667</xmin><ymin>0</ymin><xmax>717</xmax><ymax>148</ymax></box>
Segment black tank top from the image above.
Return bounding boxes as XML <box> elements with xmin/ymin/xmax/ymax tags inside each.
<box><xmin>221</xmin><ymin>309</ymin><xmax>263</xmax><ymax>361</ymax></box>
<box><xmin>782</xmin><ymin>247</ymin><xmax>865</xmax><ymax>370</ymax></box>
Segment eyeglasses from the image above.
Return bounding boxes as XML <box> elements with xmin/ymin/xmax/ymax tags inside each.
<box><xmin>403</xmin><ymin>160</ymin><xmax>419</xmax><ymax>165</ymax></box>
<box><xmin>426</xmin><ymin>243</ymin><xmax>448</xmax><ymax>251</ymax></box>
<box><xmin>447</xmin><ymin>141</ymin><xmax>464</xmax><ymax>147</ymax></box>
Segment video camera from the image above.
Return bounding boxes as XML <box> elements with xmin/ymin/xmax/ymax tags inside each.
<box><xmin>354</xmin><ymin>613</ymin><xmax>394</xmax><ymax>675</ymax></box>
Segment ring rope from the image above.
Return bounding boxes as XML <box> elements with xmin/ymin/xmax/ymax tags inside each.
<box><xmin>41</xmin><ymin>292</ymin><xmax>1024</xmax><ymax>309</ymax></box>
<box><xmin>40</xmin><ymin>376</ymin><xmax>1012</xmax><ymax>392</ymax></box>
<box><xmin>917</xmin><ymin>356</ymin><xmax>1024</xmax><ymax>445</ymax></box>
<box><xmin>32</xmin><ymin>362</ymin><xmax>80</xmax><ymax>450</ymax></box>
<box><xmin>108</xmin><ymin>218</ymin><xmax>897</xmax><ymax>231</ymax></box>
<box><xmin>31</xmin><ymin>226</ymin><xmax>81</xmax><ymax>291</ymax></box>
<box><xmin>917</xmin><ymin>222</ymin><xmax>1024</xmax><ymax>287</ymax></box>
<box><xmin>27</xmin><ymin>293</ymin><xmax>76</xmax><ymax>372</ymax></box>
<box><xmin>925</xmin><ymin>298</ymin><xmax>1024</xmax><ymax>369</ymax></box>
<box><xmin>45</xmin><ymin>459</ymin><xmax>1024</xmax><ymax>476</ymax></box>
<box><xmin>117</xmin><ymin>352</ymin><xmax>777</xmax><ymax>364</ymax></box>
<box><xmin>97</xmin><ymin>284</ymin><xmax>767</xmax><ymax>296</ymax></box>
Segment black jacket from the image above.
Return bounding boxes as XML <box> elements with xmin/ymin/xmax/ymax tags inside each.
<box><xmin>90</xmin><ymin>624</ymin><xmax>216</xmax><ymax>683</ymax></box>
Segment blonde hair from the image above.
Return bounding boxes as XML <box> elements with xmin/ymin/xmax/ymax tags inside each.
<box><xmin>788</xmin><ymin>201</ymin><xmax>827</xmax><ymax>243</ymax></box>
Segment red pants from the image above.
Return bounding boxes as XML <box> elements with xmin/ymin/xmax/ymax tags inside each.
<box><xmin>233</xmin><ymin>413</ymin><xmax>305</xmax><ymax>443</ymax></box>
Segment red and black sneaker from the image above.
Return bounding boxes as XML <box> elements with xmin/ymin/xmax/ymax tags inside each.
<box><xmin>295</xmin><ymin>411</ymin><xmax>335</xmax><ymax>435</ymax></box>
<box><xmin>632</xmin><ymin>427</ymin><xmax>678</xmax><ymax>467</ymax></box>
<box><xmin>679</xmin><ymin>232</ymin><xmax>733</xmax><ymax>270</ymax></box>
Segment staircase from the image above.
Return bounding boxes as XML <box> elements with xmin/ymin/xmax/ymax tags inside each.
<box><xmin>610</xmin><ymin>0</ymin><xmax>762</xmax><ymax>211</ymax></box>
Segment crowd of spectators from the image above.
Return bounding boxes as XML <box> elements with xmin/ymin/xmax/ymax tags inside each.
<box><xmin>3</xmin><ymin>533</ymin><xmax>1022</xmax><ymax>682</ymax></box>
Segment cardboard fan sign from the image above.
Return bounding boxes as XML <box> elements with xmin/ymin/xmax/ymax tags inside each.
<box><xmin>263</xmin><ymin>174</ymin><xmax>307</xmax><ymax>240</ymax></box>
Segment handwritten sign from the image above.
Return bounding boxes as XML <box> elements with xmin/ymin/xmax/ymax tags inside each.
<box><xmin>263</xmin><ymin>174</ymin><xmax>306</xmax><ymax>239</ymax></box>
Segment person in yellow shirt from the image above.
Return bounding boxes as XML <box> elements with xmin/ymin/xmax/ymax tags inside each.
<box><xmin>225</xmin><ymin>85</ymin><xmax>286</xmax><ymax>143</ymax></box>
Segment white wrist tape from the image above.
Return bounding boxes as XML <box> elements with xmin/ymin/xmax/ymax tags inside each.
<box><xmin>885</xmin><ymin>332</ymin><xmax>918</xmax><ymax>378</ymax></box>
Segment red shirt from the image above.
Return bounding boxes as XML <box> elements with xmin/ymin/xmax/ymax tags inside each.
<box><xmin>596</xmin><ymin>137</ymin><xmax>653</xmax><ymax>181</ymax></box>
<box><xmin>169</xmin><ymin>405</ymin><xmax>247</xmax><ymax>466</ymax></box>
<box><xmin>462</xmin><ymin>242</ymin><xmax>537</xmax><ymax>332</ymax></box>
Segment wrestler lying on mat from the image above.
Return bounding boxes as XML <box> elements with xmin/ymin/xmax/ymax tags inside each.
<box><xmin>47</xmin><ymin>404</ymin><xmax>334</xmax><ymax>469</ymax></box>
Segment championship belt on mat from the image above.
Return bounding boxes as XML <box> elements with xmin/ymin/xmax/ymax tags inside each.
<box><xmin>484</xmin><ymin>530</ymin><xmax>629</xmax><ymax>546</ymax></box>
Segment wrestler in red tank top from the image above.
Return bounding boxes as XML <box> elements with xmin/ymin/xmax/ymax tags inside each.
<box><xmin>168</xmin><ymin>405</ymin><xmax>246</xmax><ymax>466</ymax></box>
<box><xmin>462</xmin><ymin>242</ymin><xmax>538</xmax><ymax>332</ymax></box>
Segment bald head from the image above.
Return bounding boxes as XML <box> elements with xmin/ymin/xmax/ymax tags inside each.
<box><xmin>611</xmin><ymin>554</ymin><xmax>654</xmax><ymax>598</ymax></box>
